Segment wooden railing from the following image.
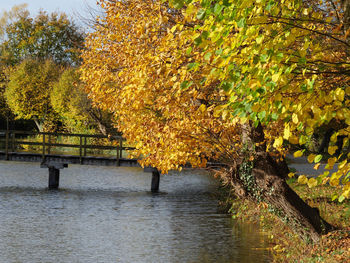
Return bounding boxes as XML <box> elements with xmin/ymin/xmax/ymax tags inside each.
<box><xmin>0</xmin><ymin>130</ymin><xmax>134</xmax><ymax>165</ymax></box>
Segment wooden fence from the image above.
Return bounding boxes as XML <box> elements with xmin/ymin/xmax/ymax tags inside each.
<box><xmin>0</xmin><ymin>130</ymin><xmax>134</xmax><ymax>165</ymax></box>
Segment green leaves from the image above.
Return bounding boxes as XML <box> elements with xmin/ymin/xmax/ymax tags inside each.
<box><xmin>5</xmin><ymin>59</ymin><xmax>61</xmax><ymax>130</ymax></box>
<box><xmin>236</xmin><ymin>18</ymin><xmax>245</xmax><ymax>28</ymax></box>
<box><xmin>171</xmin><ymin>0</ymin><xmax>185</xmax><ymax>9</ymax></box>
<box><xmin>180</xmin><ymin>80</ymin><xmax>193</xmax><ymax>90</ymax></box>
<box><xmin>314</xmin><ymin>155</ymin><xmax>323</xmax><ymax>163</ymax></box>
<box><xmin>213</xmin><ymin>3</ymin><xmax>224</xmax><ymax>15</ymax></box>
<box><xmin>265</xmin><ymin>0</ymin><xmax>275</xmax><ymax>11</ymax></box>
<box><xmin>197</xmin><ymin>9</ymin><xmax>206</xmax><ymax>20</ymax></box>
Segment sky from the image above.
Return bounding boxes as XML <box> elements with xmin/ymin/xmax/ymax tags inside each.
<box><xmin>0</xmin><ymin>0</ymin><xmax>100</xmax><ymax>19</ymax></box>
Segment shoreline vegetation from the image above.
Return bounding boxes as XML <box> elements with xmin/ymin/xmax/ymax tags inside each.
<box><xmin>218</xmin><ymin>175</ymin><xmax>350</xmax><ymax>263</ymax></box>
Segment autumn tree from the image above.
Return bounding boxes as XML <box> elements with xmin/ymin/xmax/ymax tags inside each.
<box><xmin>0</xmin><ymin>7</ymin><xmax>84</xmax><ymax>66</ymax></box>
<box><xmin>81</xmin><ymin>0</ymin><xmax>350</xmax><ymax>242</ymax></box>
<box><xmin>0</xmin><ymin>5</ymin><xmax>29</xmax><ymax>126</ymax></box>
<box><xmin>5</xmin><ymin>59</ymin><xmax>61</xmax><ymax>131</ymax></box>
<box><xmin>0</xmin><ymin>6</ymin><xmax>89</xmax><ymax>132</ymax></box>
<box><xmin>51</xmin><ymin>68</ymin><xmax>114</xmax><ymax>134</ymax></box>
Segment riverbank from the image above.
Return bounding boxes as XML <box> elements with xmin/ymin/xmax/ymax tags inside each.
<box><xmin>224</xmin><ymin>178</ymin><xmax>350</xmax><ymax>263</ymax></box>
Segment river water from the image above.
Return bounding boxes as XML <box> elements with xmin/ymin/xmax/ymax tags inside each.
<box><xmin>0</xmin><ymin>161</ymin><xmax>270</xmax><ymax>263</ymax></box>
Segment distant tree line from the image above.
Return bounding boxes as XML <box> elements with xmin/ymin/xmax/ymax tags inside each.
<box><xmin>0</xmin><ymin>4</ymin><xmax>113</xmax><ymax>134</ymax></box>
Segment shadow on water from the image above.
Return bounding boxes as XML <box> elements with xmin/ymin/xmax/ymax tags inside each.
<box><xmin>0</xmin><ymin>161</ymin><xmax>270</xmax><ymax>263</ymax></box>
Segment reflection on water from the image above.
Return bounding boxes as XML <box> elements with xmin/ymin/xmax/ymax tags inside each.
<box><xmin>0</xmin><ymin>161</ymin><xmax>270</xmax><ymax>263</ymax></box>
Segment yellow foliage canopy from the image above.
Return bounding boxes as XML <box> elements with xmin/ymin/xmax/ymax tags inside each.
<box><xmin>81</xmin><ymin>0</ymin><xmax>350</xmax><ymax>200</ymax></box>
<box><xmin>81</xmin><ymin>0</ymin><xmax>242</xmax><ymax>172</ymax></box>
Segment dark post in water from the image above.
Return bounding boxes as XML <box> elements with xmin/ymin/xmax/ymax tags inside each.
<box><xmin>41</xmin><ymin>162</ymin><xmax>68</xmax><ymax>189</ymax></box>
<box><xmin>48</xmin><ymin>167</ymin><xmax>60</xmax><ymax>189</ymax></box>
<box><xmin>151</xmin><ymin>170</ymin><xmax>160</xmax><ymax>192</ymax></box>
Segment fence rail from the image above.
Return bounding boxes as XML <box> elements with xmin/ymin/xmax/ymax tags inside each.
<box><xmin>0</xmin><ymin>130</ymin><xmax>134</xmax><ymax>165</ymax></box>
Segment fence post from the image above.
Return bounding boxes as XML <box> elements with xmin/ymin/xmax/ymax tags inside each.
<box><xmin>48</xmin><ymin>134</ymin><xmax>51</xmax><ymax>155</ymax></box>
<box><xmin>5</xmin><ymin>131</ymin><xmax>9</xmax><ymax>160</ymax></box>
<box><xmin>119</xmin><ymin>138</ymin><xmax>123</xmax><ymax>159</ymax></box>
<box><xmin>116</xmin><ymin>137</ymin><xmax>120</xmax><ymax>166</ymax></box>
<box><xmin>11</xmin><ymin>132</ymin><xmax>15</xmax><ymax>152</ymax></box>
<box><xmin>79</xmin><ymin>135</ymin><xmax>82</xmax><ymax>164</ymax></box>
<box><xmin>83</xmin><ymin>136</ymin><xmax>87</xmax><ymax>156</ymax></box>
<box><xmin>42</xmin><ymin>133</ymin><xmax>46</xmax><ymax>161</ymax></box>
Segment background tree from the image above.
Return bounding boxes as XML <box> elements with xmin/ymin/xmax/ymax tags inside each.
<box><xmin>51</xmin><ymin>68</ymin><xmax>114</xmax><ymax>134</ymax></box>
<box><xmin>0</xmin><ymin>8</ymin><xmax>84</xmax><ymax>66</ymax></box>
<box><xmin>5</xmin><ymin>59</ymin><xmax>61</xmax><ymax>131</ymax></box>
<box><xmin>0</xmin><ymin>5</ymin><xmax>29</xmax><ymax>128</ymax></box>
<box><xmin>0</xmin><ymin>6</ymin><xmax>90</xmax><ymax>132</ymax></box>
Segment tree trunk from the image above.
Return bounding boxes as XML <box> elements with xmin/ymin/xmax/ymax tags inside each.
<box><xmin>252</xmin><ymin>152</ymin><xmax>334</xmax><ymax>243</ymax></box>
<box><xmin>33</xmin><ymin>116</ymin><xmax>43</xmax><ymax>132</ymax></box>
<box><xmin>232</xmin><ymin>122</ymin><xmax>334</xmax><ymax>243</ymax></box>
<box><xmin>88</xmin><ymin>109</ymin><xmax>109</xmax><ymax>135</ymax></box>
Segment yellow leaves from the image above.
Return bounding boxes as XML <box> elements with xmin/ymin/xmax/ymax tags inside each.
<box><xmin>288</xmin><ymin>172</ymin><xmax>295</xmax><ymax>178</ymax></box>
<box><xmin>346</xmin><ymin>86</ymin><xmax>350</xmax><ymax>95</ymax></box>
<box><xmin>273</xmin><ymin>244</ymin><xmax>285</xmax><ymax>253</ymax></box>
<box><xmin>314</xmin><ymin>163</ymin><xmax>321</xmax><ymax>170</ymax></box>
<box><xmin>342</xmin><ymin>183</ymin><xmax>350</xmax><ymax>199</ymax></box>
<box><xmin>343</xmin><ymin>191</ymin><xmax>350</xmax><ymax>201</ymax></box>
<box><xmin>330</xmin><ymin>133</ymin><xmax>338</xmax><ymax>143</ymax></box>
<box><xmin>273</xmin><ymin>136</ymin><xmax>283</xmax><ymax>149</ymax></box>
<box><xmin>283</xmin><ymin>123</ymin><xmax>290</xmax><ymax>140</ymax></box>
<box><xmin>289</xmin><ymin>136</ymin><xmax>299</xmax><ymax>145</ymax></box>
<box><xmin>324</xmin><ymin>94</ymin><xmax>333</xmax><ymax>104</ymax></box>
<box><xmin>298</xmin><ymin>175</ymin><xmax>308</xmax><ymax>184</ymax></box>
<box><xmin>184</xmin><ymin>3</ymin><xmax>196</xmax><ymax>17</ymax></box>
<box><xmin>297</xmin><ymin>175</ymin><xmax>318</xmax><ymax>188</ymax></box>
<box><xmin>324</xmin><ymin>88</ymin><xmax>345</xmax><ymax>103</ymax></box>
<box><xmin>213</xmin><ymin>105</ymin><xmax>228</xmax><ymax>118</ymax></box>
<box><xmin>325</xmin><ymin>157</ymin><xmax>337</xmax><ymax>170</ymax></box>
<box><xmin>293</xmin><ymin>150</ymin><xmax>304</xmax><ymax>158</ymax></box>
<box><xmin>334</xmin><ymin>88</ymin><xmax>345</xmax><ymax>102</ymax></box>
<box><xmin>328</xmin><ymin>145</ymin><xmax>338</xmax><ymax>155</ymax></box>
<box><xmin>307</xmin><ymin>154</ymin><xmax>316</xmax><ymax>163</ymax></box>
<box><xmin>302</xmin><ymin>8</ymin><xmax>309</xmax><ymax>16</ymax></box>
<box><xmin>307</xmin><ymin>178</ymin><xmax>318</xmax><ymax>188</ymax></box>
<box><xmin>256</xmin><ymin>35</ymin><xmax>264</xmax><ymax>44</ymax></box>
<box><xmin>292</xmin><ymin>113</ymin><xmax>298</xmax><ymax>124</ymax></box>
<box><xmin>198</xmin><ymin>104</ymin><xmax>206</xmax><ymax>112</ymax></box>
<box><xmin>338</xmin><ymin>159</ymin><xmax>347</xmax><ymax>170</ymax></box>
<box><xmin>329</xmin><ymin>175</ymin><xmax>339</xmax><ymax>187</ymax></box>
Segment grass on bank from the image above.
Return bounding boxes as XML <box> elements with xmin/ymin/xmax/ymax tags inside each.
<box><xmin>224</xmin><ymin>178</ymin><xmax>350</xmax><ymax>263</ymax></box>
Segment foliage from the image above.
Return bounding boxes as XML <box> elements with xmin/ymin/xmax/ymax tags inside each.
<box><xmin>0</xmin><ymin>6</ymin><xmax>84</xmax><ymax>66</ymax></box>
<box><xmin>5</xmin><ymin>59</ymin><xmax>61</xmax><ymax>131</ymax></box>
<box><xmin>0</xmin><ymin>64</ymin><xmax>11</xmax><ymax>120</ymax></box>
<box><xmin>0</xmin><ymin>6</ymin><xmax>90</xmax><ymax>132</ymax></box>
<box><xmin>51</xmin><ymin>68</ymin><xmax>114</xmax><ymax>134</ymax></box>
<box><xmin>81</xmin><ymin>0</ymin><xmax>350</xmax><ymax>201</ymax></box>
<box><xmin>51</xmin><ymin>68</ymin><xmax>91</xmax><ymax>132</ymax></box>
<box><xmin>81</xmin><ymin>0</ymin><xmax>242</xmax><ymax>173</ymax></box>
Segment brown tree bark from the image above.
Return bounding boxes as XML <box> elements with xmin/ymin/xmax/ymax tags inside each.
<box><xmin>229</xmin><ymin>122</ymin><xmax>334</xmax><ymax>243</ymax></box>
<box><xmin>252</xmin><ymin>152</ymin><xmax>334</xmax><ymax>243</ymax></box>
